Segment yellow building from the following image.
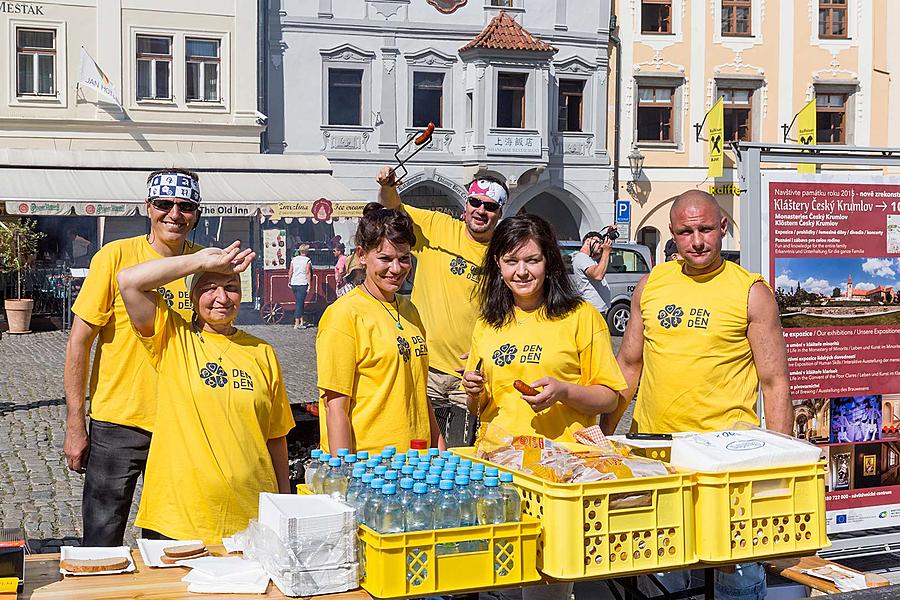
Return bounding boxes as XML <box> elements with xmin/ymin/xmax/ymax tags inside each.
<box><xmin>610</xmin><ymin>0</ymin><xmax>898</xmax><ymax>262</ymax></box>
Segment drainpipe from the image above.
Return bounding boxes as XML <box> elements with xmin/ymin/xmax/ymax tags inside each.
<box><xmin>258</xmin><ymin>0</ymin><xmax>269</xmax><ymax>153</ymax></box>
<box><xmin>608</xmin><ymin>10</ymin><xmax>621</xmax><ymax>208</ymax></box>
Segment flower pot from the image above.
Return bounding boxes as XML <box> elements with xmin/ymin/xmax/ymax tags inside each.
<box><xmin>4</xmin><ymin>298</ymin><xmax>34</xmax><ymax>334</ymax></box>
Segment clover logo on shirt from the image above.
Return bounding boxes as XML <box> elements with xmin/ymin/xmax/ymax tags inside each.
<box><xmin>657</xmin><ymin>304</ymin><xmax>684</xmax><ymax>329</ymax></box>
<box><xmin>200</xmin><ymin>362</ymin><xmax>228</xmax><ymax>388</ymax></box>
<box><xmin>156</xmin><ymin>287</ymin><xmax>174</xmax><ymax>308</ymax></box>
<box><xmin>492</xmin><ymin>343</ymin><xmax>518</xmax><ymax>367</ymax></box>
<box><xmin>449</xmin><ymin>256</ymin><xmax>468</xmax><ymax>276</ymax></box>
<box><xmin>397</xmin><ymin>336</ymin><xmax>411</xmax><ymax>363</ymax></box>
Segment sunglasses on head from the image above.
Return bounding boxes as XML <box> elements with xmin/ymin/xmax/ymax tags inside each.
<box><xmin>467</xmin><ymin>197</ymin><xmax>501</xmax><ymax>212</ymax></box>
<box><xmin>149</xmin><ymin>198</ymin><xmax>200</xmax><ymax>213</ymax></box>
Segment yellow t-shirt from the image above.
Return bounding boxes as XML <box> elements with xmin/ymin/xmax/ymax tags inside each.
<box><xmin>71</xmin><ymin>235</ymin><xmax>199</xmax><ymax>431</ymax></box>
<box><xmin>134</xmin><ymin>300</ymin><xmax>295</xmax><ymax>545</ymax></box>
<box><xmin>634</xmin><ymin>260</ymin><xmax>766</xmax><ymax>434</ymax></box>
<box><xmin>466</xmin><ymin>302</ymin><xmax>627</xmax><ymax>442</ymax></box>
<box><xmin>316</xmin><ymin>286</ymin><xmax>431</xmax><ymax>453</ymax></box>
<box><xmin>405</xmin><ymin>205</ymin><xmax>488</xmax><ymax>377</ymax></box>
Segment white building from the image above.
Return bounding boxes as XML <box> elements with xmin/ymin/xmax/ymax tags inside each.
<box><xmin>266</xmin><ymin>0</ymin><xmax>616</xmax><ymax>239</ymax></box>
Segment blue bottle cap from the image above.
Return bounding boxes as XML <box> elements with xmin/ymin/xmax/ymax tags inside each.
<box><xmin>439</xmin><ymin>479</ymin><xmax>454</xmax><ymax>491</ymax></box>
<box><xmin>374</xmin><ymin>465</ymin><xmax>388</xmax><ymax>476</ymax></box>
<box><xmin>408</xmin><ymin>456</ymin><xmax>420</xmax><ymax>466</ymax></box>
<box><xmin>412</xmin><ymin>470</ymin><xmax>426</xmax><ymax>481</ymax></box>
<box><xmin>499</xmin><ymin>472</ymin><xmax>514</xmax><ymax>483</ymax></box>
<box><xmin>458</xmin><ymin>466</ymin><xmax>471</xmax><ymax>475</ymax></box>
<box><xmin>485</xmin><ymin>467</ymin><xmax>499</xmax><ymax>477</ymax></box>
<box><xmin>484</xmin><ymin>477</ymin><xmax>499</xmax><ymax>487</ymax></box>
<box><xmin>441</xmin><ymin>451</ymin><xmax>453</xmax><ymax>459</ymax></box>
<box><xmin>413</xmin><ymin>482</ymin><xmax>429</xmax><ymax>494</ymax></box>
<box><xmin>382</xmin><ymin>483</ymin><xmax>397</xmax><ymax>495</ymax></box>
<box><xmin>471</xmin><ymin>462</ymin><xmax>485</xmax><ymax>471</ymax></box>
<box><xmin>401</xmin><ymin>465</ymin><xmax>415</xmax><ymax>476</ymax></box>
<box><xmin>362</xmin><ymin>473</ymin><xmax>375</xmax><ymax>484</ymax></box>
<box><xmin>328</xmin><ymin>457</ymin><xmax>342</xmax><ymax>466</ymax></box>
<box><xmin>406</xmin><ymin>449</ymin><xmax>418</xmax><ymax>458</ymax></box>
<box><xmin>320</xmin><ymin>453</ymin><xmax>332</xmax><ymax>462</ymax></box>
<box><xmin>460</xmin><ymin>459</ymin><xmax>472</xmax><ymax>468</ymax></box>
<box><xmin>336</xmin><ymin>448</ymin><xmax>349</xmax><ymax>457</ymax></box>
<box><xmin>428</xmin><ymin>466</ymin><xmax>442</xmax><ymax>475</ymax></box>
<box><xmin>455</xmin><ymin>475</ymin><xmax>470</xmax><ymax>485</ymax></box>
<box><xmin>345</xmin><ymin>454</ymin><xmax>357</xmax><ymax>464</ymax></box>
<box><xmin>357</xmin><ymin>450</ymin><xmax>370</xmax><ymax>461</ymax></box>
<box><xmin>384</xmin><ymin>470</ymin><xmax>399</xmax><ymax>481</ymax></box>
<box><xmin>400</xmin><ymin>477</ymin><xmax>414</xmax><ymax>489</ymax></box>
<box><xmin>391</xmin><ymin>460</ymin><xmax>405</xmax><ymax>470</ymax></box>
<box><xmin>352</xmin><ymin>467</ymin><xmax>366</xmax><ymax>478</ymax></box>
<box><xmin>426</xmin><ymin>474</ymin><xmax>440</xmax><ymax>486</ymax></box>
<box><xmin>440</xmin><ymin>471</ymin><xmax>455</xmax><ymax>480</ymax></box>
<box><xmin>371</xmin><ymin>478</ymin><xmax>385</xmax><ymax>489</ymax></box>
<box><xmin>432</xmin><ymin>458</ymin><xmax>446</xmax><ymax>469</ymax></box>
<box><xmin>366</xmin><ymin>459</ymin><xmax>379</xmax><ymax>469</ymax></box>
<box><xmin>470</xmin><ymin>470</ymin><xmax>484</xmax><ymax>481</ymax></box>
<box><xmin>448</xmin><ymin>455</ymin><xmax>460</xmax><ymax>464</ymax></box>
<box><xmin>384</xmin><ymin>446</ymin><xmax>397</xmax><ymax>455</ymax></box>
<box><xmin>427</xmin><ymin>448</ymin><xmax>440</xmax><ymax>457</ymax></box>
<box><xmin>311</xmin><ymin>449</ymin><xmax>323</xmax><ymax>458</ymax></box>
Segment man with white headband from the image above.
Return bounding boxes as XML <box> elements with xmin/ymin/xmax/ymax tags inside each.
<box><xmin>377</xmin><ymin>167</ymin><xmax>506</xmax><ymax>445</ymax></box>
<box><xmin>63</xmin><ymin>168</ymin><xmax>202</xmax><ymax>546</ymax></box>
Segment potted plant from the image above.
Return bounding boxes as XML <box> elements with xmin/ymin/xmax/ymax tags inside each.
<box><xmin>0</xmin><ymin>219</ymin><xmax>44</xmax><ymax>333</ymax></box>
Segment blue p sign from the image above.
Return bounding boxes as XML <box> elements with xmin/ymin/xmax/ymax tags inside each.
<box><xmin>615</xmin><ymin>199</ymin><xmax>631</xmax><ymax>223</ymax></box>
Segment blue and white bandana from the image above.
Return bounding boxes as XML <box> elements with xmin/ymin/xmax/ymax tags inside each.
<box><xmin>147</xmin><ymin>172</ymin><xmax>201</xmax><ymax>202</ymax></box>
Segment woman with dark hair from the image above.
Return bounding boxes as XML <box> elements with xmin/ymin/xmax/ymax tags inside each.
<box><xmin>316</xmin><ymin>203</ymin><xmax>445</xmax><ymax>453</ymax></box>
<box><xmin>462</xmin><ymin>214</ymin><xmax>626</xmax><ymax>442</ymax></box>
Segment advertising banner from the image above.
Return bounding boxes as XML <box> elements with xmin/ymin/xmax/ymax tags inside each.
<box><xmin>262</xmin><ymin>228</ymin><xmax>287</xmax><ymax>271</ymax></box>
<box><xmin>763</xmin><ymin>172</ymin><xmax>900</xmax><ymax>534</ymax></box>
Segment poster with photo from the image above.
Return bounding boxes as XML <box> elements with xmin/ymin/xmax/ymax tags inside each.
<box><xmin>263</xmin><ymin>228</ymin><xmax>287</xmax><ymax>271</ymax></box>
<box><xmin>764</xmin><ymin>173</ymin><xmax>900</xmax><ymax>534</ymax></box>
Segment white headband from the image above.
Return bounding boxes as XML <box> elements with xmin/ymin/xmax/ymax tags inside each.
<box><xmin>468</xmin><ymin>179</ymin><xmax>507</xmax><ymax>207</ymax></box>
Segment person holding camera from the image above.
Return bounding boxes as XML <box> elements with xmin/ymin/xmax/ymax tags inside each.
<box><xmin>571</xmin><ymin>225</ymin><xmax>618</xmax><ymax>316</ymax></box>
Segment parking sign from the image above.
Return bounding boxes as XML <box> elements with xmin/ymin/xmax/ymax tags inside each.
<box><xmin>615</xmin><ymin>199</ymin><xmax>631</xmax><ymax>223</ymax></box>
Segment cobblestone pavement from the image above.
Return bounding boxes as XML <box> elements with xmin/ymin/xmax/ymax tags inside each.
<box><xmin>0</xmin><ymin>325</ymin><xmax>626</xmax><ymax>552</ymax></box>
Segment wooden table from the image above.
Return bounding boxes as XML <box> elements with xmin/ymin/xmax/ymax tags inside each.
<box><xmin>22</xmin><ymin>546</ymin><xmax>373</xmax><ymax>599</ymax></box>
<box><xmin>764</xmin><ymin>556</ymin><xmax>890</xmax><ymax>595</ymax></box>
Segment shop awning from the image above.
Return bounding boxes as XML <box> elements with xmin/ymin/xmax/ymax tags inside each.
<box><xmin>0</xmin><ymin>149</ymin><xmax>363</xmax><ymax>220</ymax></box>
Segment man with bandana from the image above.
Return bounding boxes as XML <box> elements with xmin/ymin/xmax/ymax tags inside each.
<box><xmin>63</xmin><ymin>169</ymin><xmax>202</xmax><ymax>546</ymax></box>
<box><xmin>377</xmin><ymin>167</ymin><xmax>506</xmax><ymax>446</ymax></box>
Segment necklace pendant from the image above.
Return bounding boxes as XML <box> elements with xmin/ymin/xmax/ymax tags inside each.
<box><xmin>396</xmin><ymin>322</ymin><xmax>403</xmax><ymax>330</ymax></box>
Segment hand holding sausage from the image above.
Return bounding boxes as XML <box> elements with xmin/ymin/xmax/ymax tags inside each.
<box><xmin>521</xmin><ymin>377</ymin><xmax>569</xmax><ymax>413</ymax></box>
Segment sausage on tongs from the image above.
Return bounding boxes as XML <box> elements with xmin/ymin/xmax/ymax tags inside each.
<box><xmin>388</xmin><ymin>122</ymin><xmax>435</xmax><ymax>185</ymax></box>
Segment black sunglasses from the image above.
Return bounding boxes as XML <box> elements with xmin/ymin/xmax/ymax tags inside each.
<box><xmin>149</xmin><ymin>198</ymin><xmax>200</xmax><ymax>213</ymax></box>
<box><xmin>467</xmin><ymin>197</ymin><xmax>501</xmax><ymax>212</ymax></box>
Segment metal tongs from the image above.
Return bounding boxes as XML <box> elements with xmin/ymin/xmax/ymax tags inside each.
<box><xmin>389</xmin><ymin>122</ymin><xmax>435</xmax><ymax>185</ymax></box>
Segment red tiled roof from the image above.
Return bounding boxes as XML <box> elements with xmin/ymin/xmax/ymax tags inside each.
<box><xmin>460</xmin><ymin>10</ymin><xmax>557</xmax><ymax>54</ymax></box>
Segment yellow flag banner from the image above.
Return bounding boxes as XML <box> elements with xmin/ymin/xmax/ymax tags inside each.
<box><xmin>797</xmin><ymin>97</ymin><xmax>816</xmax><ymax>174</ymax></box>
<box><xmin>707</xmin><ymin>97</ymin><xmax>724</xmax><ymax>179</ymax></box>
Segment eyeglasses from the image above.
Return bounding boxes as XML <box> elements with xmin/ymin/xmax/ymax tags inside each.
<box><xmin>149</xmin><ymin>198</ymin><xmax>200</xmax><ymax>213</ymax></box>
<box><xmin>467</xmin><ymin>197</ymin><xmax>501</xmax><ymax>212</ymax></box>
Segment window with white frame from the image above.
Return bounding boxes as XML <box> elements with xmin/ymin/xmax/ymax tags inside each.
<box><xmin>557</xmin><ymin>79</ymin><xmax>585</xmax><ymax>132</ymax></box>
<box><xmin>412</xmin><ymin>72</ymin><xmax>444</xmax><ymax>128</ymax></box>
<box><xmin>497</xmin><ymin>72</ymin><xmax>527</xmax><ymax>129</ymax></box>
<box><xmin>16</xmin><ymin>28</ymin><xmax>55</xmax><ymax>96</ymax></box>
<box><xmin>328</xmin><ymin>68</ymin><xmax>363</xmax><ymax>126</ymax></box>
<box><xmin>490</xmin><ymin>0</ymin><xmax>514</xmax><ymax>6</ymax></box>
<box><xmin>136</xmin><ymin>35</ymin><xmax>172</xmax><ymax>100</ymax></box>
<box><xmin>637</xmin><ymin>85</ymin><xmax>675</xmax><ymax>143</ymax></box>
<box><xmin>185</xmin><ymin>38</ymin><xmax>220</xmax><ymax>102</ymax></box>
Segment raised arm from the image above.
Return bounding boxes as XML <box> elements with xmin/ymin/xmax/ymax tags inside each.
<box><xmin>116</xmin><ymin>242</ymin><xmax>254</xmax><ymax>336</ymax></box>
<box><xmin>601</xmin><ymin>275</ymin><xmax>648</xmax><ymax>434</ymax></box>
<box><xmin>376</xmin><ymin>166</ymin><xmax>402</xmax><ymax>209</ymax></box>
<box><xmin>746</xmin><ymin>281</ymin><xmax>793</xmax><ymax>435</ymax></box>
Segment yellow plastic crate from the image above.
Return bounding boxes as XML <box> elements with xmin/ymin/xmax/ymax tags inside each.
<box><xmin>359</xmin><ymin>518</ymin><xmax>542</xmax><ymax>599</ymax></box>
<box><xmin>692</xmin><ymin>462</ymin><xmax>829</xmax><ymax>563</ymax></box>
<box><xmin>453</xmin><ymin>446</ymin><xmax>696</xmax><ymax>580</ymax></box>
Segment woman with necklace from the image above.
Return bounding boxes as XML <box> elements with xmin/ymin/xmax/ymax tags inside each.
<box><xmin>462</xmin><ymin>214</ymin><xmax>627</xmax><ymax>443</ymax></box>
<box><xmin>116</xmin><ymin>241</ymin><xmax>294</xmax><ymax>544</ymax></box>
<box><xmin>316</xmin><ymin>203</ymin><xmax>445</xmax><ymax>453</ymax></box>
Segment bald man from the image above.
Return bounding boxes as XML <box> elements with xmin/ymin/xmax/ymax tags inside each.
<box><xmin>604</xmin><ymin>190</ymin><xmax>791</xmax><ymax>599</ymax></box>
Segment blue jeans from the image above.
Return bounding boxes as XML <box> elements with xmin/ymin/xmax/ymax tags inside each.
<box><xmin>643</xmin><ymin>563</ymin><xmax>766</xmax><ymax>600</ymax></box>
<box><xmin>291</xmin><ymin>284</ymin><xmax>308</xmax><ymax>321</ymax></box>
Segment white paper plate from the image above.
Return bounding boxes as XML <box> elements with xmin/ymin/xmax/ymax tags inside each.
<box><xmin>136</xmin><ymin>538</ymin><xmax>205</xmax><ymax>568</ymax></box>
<box><xmin>59</xmin><ymin>546</ymin><xmax>135</xmax><ymax>576</ymax></box>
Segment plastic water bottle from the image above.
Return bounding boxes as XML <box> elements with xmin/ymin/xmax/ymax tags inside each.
<box><xmin>405</xmin><ymin>482</ymin><xmax>434</xmax><ymax>531</ymax></box>
<box><xmin>469</xmin><ymin>469</ymin><xmax>485</xmax><ymax>498</ymax></box>
<box><xmin>357</xmin><ymin>450</ymin><xmax>369</xmax><ymax>462</ymax></box>
<box><xmin>375</xmin><ymin>483</ymin><xmax>405</xmax><ymax>534</ymax></box>
<box><xmin>304</xmin><ymin>449</ymin><xmax>323</xmax><ymax>489</ymax></box>
<box><xmin>365</xmin><ymin>458</ymin><xmax>379</xmax><ymax>473</ymax></box>
<box><xmin>477</xmin><ymin>477</ymin><xmax>505</xmax><ymax>525</ymax></box>
<box><xmin>398</xmin><ymin>477</ymin><xmax>416</xmax><ymax>509</ymax></box>
<box><xmin>322</xmin><ymin>457</ymin><xmax>346</xmax><ymax>499</ymax></box>
<box><xmin>384</xmin><ymin>469</ymin><xmax>399</xmax><ymax>484</ymax></box>
<box><xmin>363</xmin><ymin>478</ymin><xmax>386</xmax><ymax>528</ymax></box>
<box><xmin>380</xmin><ymin>449</ymin><xmax>393</xmax><ymax>465</ymax></box>
<box><xmin>434</xmin><ymin>480</ymin><xmax>461</xmax><ymax>554</ymax></box>
<box><xmin>499</xmin><ymin>472</ymin><xmax>521</xmax><ymax>522</ymax></box>
<box><xmin>412</xmin><ymin>470</ymin><xmax>426</xmax><ymax>485</ymax></box>
<box><xmin>352</xmin><ymin>473</ymin><xmax>376</xmax><ymax>524</ymax></box>
<box><xmin>425</xmin><ymin>474</ymin><xmax>441</xmax><ymax>500</ymax></box>
<box><xmin>485</xmin><ymin>467</ymin><xmax>499</xmax><ymax>479</ymax></box>
<box><xmin>339</xmin><ymin>454</ymin><xmax>358</xmax><ymax>495</ymax></box>
<box><xmin>309</xmin><ymin>453</ymin><xmax>331</xmax><ymax>493</ymax></box>
<box><xmin>347</xmin><ymin>470</ymin><xmax>371</xmax><ymax>510</ymax></box>
<box><xmin>455</xmin><ymin>475</ymin><xmax>478</xmax><ymax>552</ymax></box>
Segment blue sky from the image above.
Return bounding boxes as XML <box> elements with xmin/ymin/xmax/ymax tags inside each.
<box><xmin>775</xmin><ymin>257</ymin><xmax>900</xmax><ymax>295</ymax></box>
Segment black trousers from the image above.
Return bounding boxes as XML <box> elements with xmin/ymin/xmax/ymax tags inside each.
<box><xmin>82</xmin><ymin>420</ymin><xmax>152</xmax><ymax>546</ymax></box>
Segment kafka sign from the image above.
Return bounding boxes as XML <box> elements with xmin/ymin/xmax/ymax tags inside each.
<box><xmin>0</xmin><ymin>2</ymin><xmax>45</xmax><ymax>14</ymax></box>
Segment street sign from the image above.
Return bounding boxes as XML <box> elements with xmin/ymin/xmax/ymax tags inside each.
<box><xmin>615</xmin><ymin>199</ymin><xmax>631</xmax><ymax>223</ymax></box>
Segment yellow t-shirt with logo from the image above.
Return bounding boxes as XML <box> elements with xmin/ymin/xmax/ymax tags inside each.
<box><xmin>405</xmin><ymin>205</ymin><xmax>488</xmax><ymax>377</ymax></box>
<box><xmin>72</xmin><ymin>235</ymin><xmax>199</xmax><ymax>431</ymax></box>
<box><xmin>634</xmin><ymin>260</ymin><xmax>766</xmax><ymax>434</ymax></box>
<box><xmin>316</xmin><ymin>286</ymin><xmax>431</xmax><ymax>453</ymax></box>
<box><xmin>134</xmin><ymin>299</ymin><xmax>295</xmax><ymax>545</ymax></box>
<box><xmin>465</xmin><ymin>302</ymin><xmax>627</xmax><ymax>442</ymax></box>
